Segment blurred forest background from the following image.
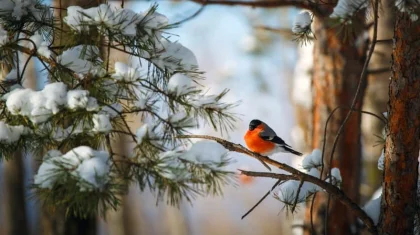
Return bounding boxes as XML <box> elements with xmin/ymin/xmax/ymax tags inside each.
<box><xmin>0</xmin><ymin>0</ymin><xmax>391</xmax><ymax>234</ymax></box>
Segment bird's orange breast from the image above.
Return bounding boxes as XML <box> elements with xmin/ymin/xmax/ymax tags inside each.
<box><xmin>244</xmin><ymin>125</ymin><xmax>275</xmax><ymax>154</ymax></box>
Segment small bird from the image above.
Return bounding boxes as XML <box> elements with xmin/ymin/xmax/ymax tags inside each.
<box><xmin>244</xmin><ymin>119</ymin><xmax>302</xmax><ymax>156</ymax></box>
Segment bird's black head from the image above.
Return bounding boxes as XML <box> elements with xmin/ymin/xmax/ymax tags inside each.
<box><xmin>249</xmin><ymin>119</ymin><xmax>262</xmax><ymax>131</ymax></box>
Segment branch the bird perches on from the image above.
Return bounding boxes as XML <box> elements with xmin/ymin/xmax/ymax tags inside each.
<box><xmin>177</xmin><ymin>134</ymin><xmax>378</xmax><ymax>234</ymax></box>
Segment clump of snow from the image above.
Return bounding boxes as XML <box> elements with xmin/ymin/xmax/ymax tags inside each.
<box><xmin>67</xmin><ymin>90</ymin><xmax>89</xmax><ymax>110</ymax></box>
<box><xmin>74</xmin><ymin>150</ymin><xmax>110</xmax><ymax>191</ymax></box>
<box><xmin>276</xmin><ymin>180</ymin><xmax>304</xmax><ymax>202</ymax></box>
<box><xmin>41</xmin><ymin>82</ymin><xmax>68</xmax><ymax>114</ymax></box>
<box><xmin>330</xmin><ymin>168</ymin><xmax>342</xmax><ymax>182</ymax></box>
<box><xmin>168</xmin><ymin>73</ymin><xmax>195</xmax><ymax>96</ymax></box>
<box><xmin>65</xmin><ymin>5</ymin><xmax>115</xmax><ymax>31</ymax></box>
<box><xmin>330</xmin><ymin>0</ymin><xmax>369</xmax><ymax>20</ymax></box>
<box><xmin>92</xmin><ymin>114</ymin><xmax>112</xmax><ymax>133</ymax></box>
<box><xmin>326</xmin><ymin>167</ymin><xmax>342</xmax><ymax>186</ymax></box>
<box><xmin>28</xmin><ymin>33</ymin><xmax>51</xmax><ymax>58</ymax></box>
<box><xmin>3</xmin><ymin>82</ymin><xmax>98</xmax><ymax>123</ymax></box>
<box><xmin>0</xmin><ymin>121</ymin><xmax>27</xmax><ymax>144</ymax></box>
<box><xmin>302</xmin><ymin>149</ymin><xmax>323</xmax><ymax>171</ymax></box>
<box><xmin>182</xmin><ymin>141</ymin><xmax>228</xmax><ymax>166</ymax></box>
<box><xmin>136</xmin><ymin>124</ymin><xmax>149</xmax><ymax>145</ymax></box>
<box><xmin>57</xmin><ymin>45</ymin><xmax>105</xmax><ymax>78</ymax></box>
<box><xmin>34</xmin><ymin>150</ymin><xmax>62</xmax><ymax>189</ymax></box>
<box><xmin>275</xmin><ymin>167</ymin><xmax>321</xmax><ymax>203</ymax></box>
<box><xmin>190</xmin><ymin>94</ymin><xmax>228</xmax><ymax>110</ymax></box>
<box><xmin>363</xmin><ymin>194</ymin><xmax>382</xmax><ymax>225</ymax></box>
<box><xmin>34</xmin><ymin>146</ymin><xmax>111</xmax><ymax>191</ymax></box>
<box><xmin>111</xmin><ymin>62</ymin><xmax>140</xmax><ymax>82</ymax></box>
<box><xmin>378</xmin><ymin>150</ymin><xmax>384</xmax><ymax>171</ymax></box>
<box><xmin>168</xmin><ymin>111</ymin><xmax>196</xmax><ymax>128</ymax></box>
<box><xmin>4</xmin><ymin>83</ymin><xmax>66</xmax><ymax>123</ymax></box>
<box><xmin>64</xmin><ymin>4</ymin><xmax>168</xmax><ymax>37</ymax></box>
<box><xmin>292</xmin><ymin>11</ymin><xmax>312</xmax><ymax>34</ymax></box>
<box><xmin>153</xmin><ymin>39</ymin><xmax>198</xmax><ymax>72</ymax></box>
<box><xmin>0</xmin><ymin>24</ymin><xmax>8</xmax><ymax>46</ymax></box>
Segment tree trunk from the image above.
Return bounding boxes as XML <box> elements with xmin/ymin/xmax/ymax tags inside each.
<box><xmin>2</xmin><ymin>152</ymin><xmax>29</xmax><ymax>235</ymax></box>
<box><xmin>304</xmin><ymin>16</ymin><xmax>366</xmax><ymax>235</ymax></box>
<box><xmin>378</xmin><ymin>11</ymin><xmax>420</xmax><ymax>235</ymax></box>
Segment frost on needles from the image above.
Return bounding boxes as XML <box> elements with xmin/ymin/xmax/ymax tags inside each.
<box><xmin>0</xmin><ymin>2</ymin><xmax>236</xmax><ymax>217</ymax></box>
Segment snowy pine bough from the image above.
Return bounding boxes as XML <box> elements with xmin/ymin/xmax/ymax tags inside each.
<box><xmin>0</xmin><ymin>1</ymin><xmax>237</xmax><ymax>217</ymax></box>
<box><xmin>292</xmin><ymin>10</ymin><xmax>314</xmax><ymax>44</ymax></box>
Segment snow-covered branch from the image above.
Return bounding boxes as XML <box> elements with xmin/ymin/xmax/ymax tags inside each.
<box><xmin>0</xmin><ymin>1</ymin><xmax>237</xmax><ymax>217</ymax></box>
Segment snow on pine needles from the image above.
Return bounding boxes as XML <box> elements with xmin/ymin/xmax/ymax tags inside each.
<box><xmin>292</xmin><ymin>11</ymin><xmax>312</xmax><ymax>34</ymax></box>
<box><xmin>0</xmin><ymin>1</ymin><xmax>236</xmax><ymax>217</ymax></box>
<box><xmin>292</xmin><ymin>11</ymin><xmax>314</xmax><ymax>44</ymax></box>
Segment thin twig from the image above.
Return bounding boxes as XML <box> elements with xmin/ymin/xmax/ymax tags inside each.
<box><xmin>367</xmin><ymin>67</ymin><xmax>389</xmax><ymax>75</ymax></box>
<box><xmin>173</xmin><ymin>1</ymin><xmax>207</xmax><ymax>26</ymax></box>
<box><xmin>241</xmin><ymin>179</ymin><xmax>284</xmax><ymax>219</ymax></box>
<box><xmin>291</xmin><ymin>179</ymin><xmax>305</xmax><ymax>213</ymax></box>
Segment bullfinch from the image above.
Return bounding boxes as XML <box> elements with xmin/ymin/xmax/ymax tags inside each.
<box><xmin>244</xmin><ymin>119</ymin><xmax>302</xmax><ymax>156</ymax></box>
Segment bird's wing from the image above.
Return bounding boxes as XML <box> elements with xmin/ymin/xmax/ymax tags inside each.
<box><xmin>259</xmin><ymin>123</ymin><xmax>292</xmax><ymax>148</ymax></box>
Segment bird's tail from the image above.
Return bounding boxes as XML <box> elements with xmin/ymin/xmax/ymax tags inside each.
<box><xmin>284</xmin><ymin>146</ymin><xmax>303</xmax><ymax>156</ymax></box>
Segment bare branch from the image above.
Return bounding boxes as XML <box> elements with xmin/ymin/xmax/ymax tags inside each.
<box><xmin>178</xmin><ymin>134</ymin><xmax>377</xmax><ymax>234</ymax></box>
<box><xmin>190</xmin><ymin>0</ymin><xmax>325</xmax><ymax>16</ymax></box>
<box><xmin>291</xmin><ymin>179</ymin><xmax>305</xmax><ymax>213</ymax></box>
<box><xmin>173</xmin><ymin>1</ymin><xmax>207</xmax><ymax>26</ymax></box>
<box><xmin>240</xmin><ymin>170</ymin><xmax>376</xmax><ymax>234</ymax></box>
<box><xmin>367</xmin><ymin>67</ymin><xmax>389</xmax><ymax>75</ymax></box>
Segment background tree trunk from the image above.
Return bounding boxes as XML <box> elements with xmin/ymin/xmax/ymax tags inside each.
<box><xmin>361</xmin><ymin>0</ymin><xmax>395</xmax><ymax>200</ymax></box>
<box><xmin>2</xmin><ymin>152</ymin><xmax>28</xmax><ymax>235</ymax></box>
<box><xmin>1</xmin><ymin>59</ymin><xmax>33</xmax><ymax>235</ymax></box>
<box><xmin>379</xmin><ymin>11</ymin><xmax>420</xmax><ymax>235</ymax></box>
<box><xmin>304</xmin><ymin>15</ymin><xmax>366</xmax><ymax>235</ymax></box>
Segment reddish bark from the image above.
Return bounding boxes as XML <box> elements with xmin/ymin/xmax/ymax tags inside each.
<box><xmin>304</xmin><ymin>16</ymin><xmax>366</xmax><ymax>235</ymax></box>
<box><xmin>378</xmin><ymin>12</ymin><xmax>420</xmax><ymax>235</ymax></box>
